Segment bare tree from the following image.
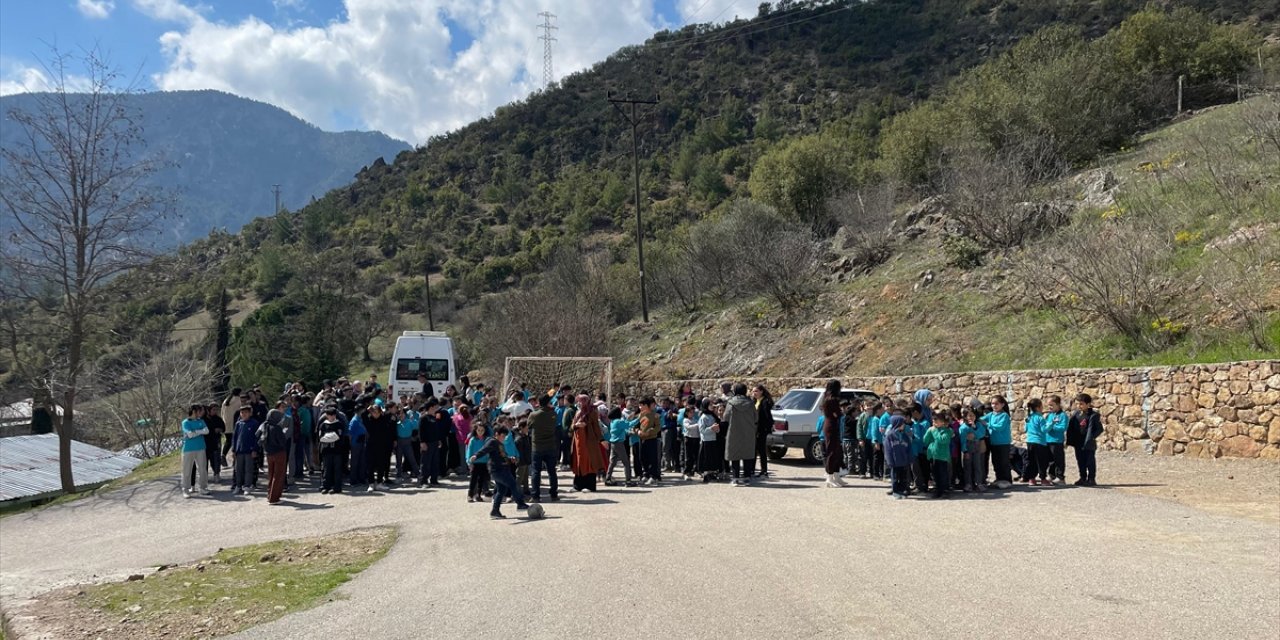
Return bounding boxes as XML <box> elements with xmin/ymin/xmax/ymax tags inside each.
<box><xmin>93</xmin><ymin>346</ymin><xmax>216</xmax><ymax>458</ymax></box>
<box><xmin>721</xmin><ymin>199</ymin><xmax>821</xmax><ymax>312</ymax></box>
<box><xmin>1203</xmin><ymin>227</ymin><xmax>1279</xmax><ymax>351</ymax></box>
<box><xmin>353</xmin><ymin>296</ymin><xmax>401</xmax><ymax>362</ymax></box>
<box><xmin>827</xmin><ymin>184</ymin><xmax>897</xmax><ymax>273</ymax></box>
<box><xmin>939</xmin><ymin>144</ymin><xmax>1068</xmax><ymax>249</ymax></box>
<box><xmin>468</xmin><ymin>246</ymin><xmax>614</xmax><ymax>372</ymax></box>
<box><xmin>1018</xmin><ymin>217</ymin><xmax>1184</xmax><ymax>351</ymax></box>
<box><xmin>0</xmin><ymin>48</ymin><xmax>170</xmax><ymax>491</ymax></box>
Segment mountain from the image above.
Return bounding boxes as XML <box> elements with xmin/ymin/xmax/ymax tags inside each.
<box><xmin>2</xmin><ymin>0</ymin><xmax>1276</xmax><ymax>403</ymax></box>
<box><xmin>0</xmin><ymin>89</ymin><xmax>410</xmax><ymax>243</ymax></box>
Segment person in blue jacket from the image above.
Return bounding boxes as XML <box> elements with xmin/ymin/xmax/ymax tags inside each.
<box><xmin>882</xmin><ymin>413</ymin><xmax>914</xmax><ymax>499</ymax></box>
<box><xmin>865</xmin><ymin>403</ymin><xmax>884</xmax><ymax>480</ymax></box>
<box><xmin>909</xmin><ymin>404</ymin><xmax>930</xmax><ymax>494</ymax></box>
<box><xmin>980</xmin><ymin>395</ymin><xmax>1014</xmax><ymax>489</ymax></box>
<box><xmin>1043</xmin><ymin>396</ymin><xmax>1069</xmax><ymax>485</ymax></box>
<box><xmin>465</xmin><ymin>421</ymin><xmax>492</xmax><ymax>502</ymax></box>
<box><xmin>230</xmin><ymin>405</ymin><xmax>260</xmax><ymax>496</ymax></box>
<box><xmin>1021</xmin><ymin>398</ymin><xmax>1049</xmax><ymax>485</ymax></box>
<box><xmin>605</xmin><ymin>407</ymin><xmax>638</xmax><ymax>486</ymax></box>
<box><xmin>347</xmin><ymin>408</ymin><xmax>369</xmax><ymax>490</ymax></box>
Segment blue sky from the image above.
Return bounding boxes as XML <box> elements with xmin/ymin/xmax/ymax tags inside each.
<box><xmin>0</xmin><ymin>0</ymin><xmax>727</xmax><ymax>142</ymax></box>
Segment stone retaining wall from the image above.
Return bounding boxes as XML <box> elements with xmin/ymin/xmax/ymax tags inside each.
<box><xmin>620</xmin><ymin>360</ymin><xmax>1280</xmax><ymax>459</ymax></box>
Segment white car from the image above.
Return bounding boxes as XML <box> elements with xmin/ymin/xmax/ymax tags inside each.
<box><xmin>766</xmin><ymin>387</ymin><xmax>878</xmax><ymax>463</ymax></box>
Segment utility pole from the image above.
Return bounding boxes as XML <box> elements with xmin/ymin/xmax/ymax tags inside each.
<box><xmin>537</xmin><ymin>11</ymin><xmax>557</xmax><ymax>89</ymax></box>
<box><xmin>272</xmin><ymin>184</ymin><xmax>282</xmax><ymax>213</ymax></box>
<box><xmin>608</xmin><ymin>93</ymin><xmax>658</xmax><ymax>323</ymax></box>
<box><xmin>1176</xmin><ymin>75</ymin><xmax>1184</xmax><ymax>116</ymax></box>
<box><xmin>423</xmin><ymin>255</ymin><xmax>436</xmax><ymax>331</ymax></box>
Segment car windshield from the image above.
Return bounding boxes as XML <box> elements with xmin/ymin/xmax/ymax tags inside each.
<box><xmin>775</xmin><ymin>390</ymin><xmax>820</xmax><ymax>411</ymax></box>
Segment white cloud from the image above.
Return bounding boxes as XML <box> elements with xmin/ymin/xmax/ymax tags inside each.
<box><xmin>76</xmin><ymin>0</ymin><xmax>116</xmax><ymax>19</ymax></box>
<box><xmin>0</xmin><ymin>60</ymin><xmax>93</xmax><ymax>95</ymax></box>
<box><xmin>132</xmin><ymin>0</ymin><xmax>205</xmax><ymax>24</ymax></box>
<box><xmin>146</xmin><ymin>0</ymin><xmax>676</xmax><ymax>143</ymax></box>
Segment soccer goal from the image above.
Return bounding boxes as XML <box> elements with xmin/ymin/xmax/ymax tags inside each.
<box><xmin>502</xmin><ymin>357</ymin><xmax>613</xmax><ymax>404</ymax></box>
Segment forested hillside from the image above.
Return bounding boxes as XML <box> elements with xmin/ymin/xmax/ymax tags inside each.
<box><xmin>0</xmin><ymin>89</ymin><xmax>408</xmax><ymax>243</ymax></box>
<box><xmin>2</xmin><ymin>0</ymin><xmax>1277</xmax><ymax>408</ymax></box>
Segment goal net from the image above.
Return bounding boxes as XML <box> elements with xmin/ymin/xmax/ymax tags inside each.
<box><xmin>502</xmin><ymin>357</ymin><xmax>613</xmax><ymax>404</ymax></box>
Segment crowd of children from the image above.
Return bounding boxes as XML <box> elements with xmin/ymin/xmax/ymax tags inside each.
<box><xmin>828</xmin><ymin>387</ymin><xmax>1105</xmax><ymax>499</ymax></box>
<box><xmin>176</xmin><ymin>374</ymin><xmax>1106</xmax><ymax>515</ymax></box>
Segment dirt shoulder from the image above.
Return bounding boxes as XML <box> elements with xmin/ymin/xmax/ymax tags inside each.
<box><xmin>1097</xmin><ymin>450</ymin><xmax>1280</xmax><ymax>525</ymax></box>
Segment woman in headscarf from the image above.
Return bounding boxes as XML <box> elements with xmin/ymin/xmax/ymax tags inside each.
<box><xmin>822</xmin><ymin>379</ymin><xmax>847</xmax><ymax>488</ymax></box>
<box><xmin>913</xmin><ymin>388</ymin><xmax>934</xmax><ymax>424</ymax></box>
<box><xmin>570</xmin><ymin>394</ymin><xmax>605</xmax><ymax>492</ymax></box>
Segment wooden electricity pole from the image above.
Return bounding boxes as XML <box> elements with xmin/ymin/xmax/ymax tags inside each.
<box><xmin>607</xmin><ymin>92</ymin><xmax>658</xmax><ymax>323</ymax></box>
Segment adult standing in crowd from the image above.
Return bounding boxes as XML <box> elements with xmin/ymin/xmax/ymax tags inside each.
<box><xmin>203</xmin><ymin>402</ymin><xmax>226</xmax><ymax>482</ymax></box>
<box><xmin>528</xmin><ymin>395</ymin><xmax>560</xmax><ymax>501</ymax></box>
<box><xmin>821</xmin><ymin>379</ymin><xmax>847</xmax><ymax>487</ymax></box>
<box><xmin>570</xmin><ymin>394</ymin><xmax>604</xmax><ymax>492</ymax></box>
<box><xmin>262</xmin><ymin>408</ymin><xmax>290</xmax><ymax>504</ymax></box>
<box><xmin>752</xmin><ymin>384</ymin><xmax>774</xmax><ymax>478</ymax></box>
<box><xmin>722</xmin><ymin>383</ymin><xmax>756</xmax><ymax>486</ymax></box>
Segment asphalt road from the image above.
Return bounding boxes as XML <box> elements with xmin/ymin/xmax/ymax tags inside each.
<box><xmin>2</xmin><ymin>457</ymin><xmax>1277</xmax><ymax>640</ymax></box>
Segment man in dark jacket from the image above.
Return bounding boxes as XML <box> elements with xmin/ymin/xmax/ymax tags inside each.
<box><xmin>363</xmin><ymin>404</ymin><xmax>396</xmax><ymax>490</ymax></box>
<box><xmin>418</xmin><ymin>399</ymin><xmax>447</xmax><ymax>486</ymax></box>
<box><xmin>527</xmin><ymin>395</ymin><xmax>559</xmax><ymax>502</ymax></box>
<box><xmin>1067</xmin><ymin>393</ymin><xmax>1104</xmax><ymax>486</ymax></box>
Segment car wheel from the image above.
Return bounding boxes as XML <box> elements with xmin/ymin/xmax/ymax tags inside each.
<box><xmin>804</xmin><ymin>438</ymin><xmax>823</xmax><ymax>464</ymax></box>
<box><xmin>768</xmin><ymin>446</ymin><xmax>787</xmax><ymax>460</ymax></box>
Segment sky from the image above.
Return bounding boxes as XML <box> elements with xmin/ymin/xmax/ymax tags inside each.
<box><xmin>0</xmin><ymin>0</ymin><xmax>754</xmax><ymax>144</ymax></box>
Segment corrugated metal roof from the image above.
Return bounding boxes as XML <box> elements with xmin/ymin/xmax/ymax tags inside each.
<box><xmin>0</xmin><ymin>434</ymin><xmax>142</xmax><ymax>502</ymax></box>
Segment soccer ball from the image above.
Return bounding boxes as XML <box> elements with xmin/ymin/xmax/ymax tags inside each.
<box><xmin>527</xmin><ymin>503</ymin><xmax>545</xmax><ymax>519</ymax></box>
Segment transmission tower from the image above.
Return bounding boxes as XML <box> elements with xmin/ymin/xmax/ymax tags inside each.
<box><xmin>537</xmin><ymin>11</ymin><xmax>557</xmax><ymax>88</ymax></box>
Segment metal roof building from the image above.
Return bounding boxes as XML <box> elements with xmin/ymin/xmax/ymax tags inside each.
<box><xmin>0</xmin><ymin>434</ymin><xmax>142</xmax><ymax>504</ymax></box>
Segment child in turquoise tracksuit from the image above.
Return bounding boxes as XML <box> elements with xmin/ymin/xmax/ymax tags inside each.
<box><xmin>958</xmin><ymin>408</ymin><xmax>987</xmax><ymax>492</ymax></box>
<box><xmin>1022</xmin><ymin>398</ymin><xmax>1048</xmax><ymax>485</ymax></box>
<box><xmin>910</xmin><ymin>405</ymin><xmax>930</xmax><ymax>494</ymax></box>
<box><xmin>981</xmin><ymin>396</ymin><xmax>1014</xmax><ymax>487</ymax></box>
<box><xmin>923</xmin><ymin>411</ymin><xmax>954</xmax><ymax>498</ymax></box>
<box><xmin>1043</xmin><ymin>396</ymin><xmax>1069</xmax><ymax>485</ymax></box>
<box><xmin>866</xmin><ymin>405</ymin><xmax>885</xmax><ymax>480</ymax></box>
<box><xmin>465</xmin><ymin>422</ymin><xmax>491</xmax><ymax>502</ymax></box>
<box><xmin>606</xmin><ymin>407</ymin><xmax>638</xmax><ymax>485</ymax></box>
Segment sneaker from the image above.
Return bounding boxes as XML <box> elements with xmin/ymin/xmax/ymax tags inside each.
<box><xmin>320</xmin><ymin>489</ymin><xmax>330</xmax><ymax>495</ymax></box>
<box><xmin>367</xmin><ymin>485</ymin><xmax>375</xmax><ymax>493</ymax></box>
<box><xmin>892</xmin><ymin>493</ymin><xmax>906</xmax><ymax>500</ymax></box>
<box><xmin>1030</xmin><ymin>479</ymin><xmax>1040</xmax><ymax>486</ymax></box>
<box><xmin>489</xmin><ymin>513</ymin><xmax>506</xmax><ymax>519</ymax></box>
<box><xmin>549</xmin><ymin>494</ymin><xmax>560</xmax><ymax>502</ymax></box>
<box><xmin>183</xmin><ymin>491</ymin><xmax>193</xmax><ymax>499</ymax></box>
<box><xmin>516</xmin><ymin>503</ymin><xmax>530</xmax><ymax>510</ymax></box>
<box><xmin>198</xmin><ymin>489</ymin><xmax>210</xmax><ymax>496</ymax></box>
<box><xmin>240</xmin><ymin>488</ymin><xmax>250</xmax><ymax>496</ymax></box>
<box><xmin>1073</xmin><ymin>478</ymin><xmax>1086</xmax><ymax>486</ymax></box>
<box><xmin>1085</xmin><ymin>479</ymin><xmax>1098</xmax><ymax>487</ymax></box>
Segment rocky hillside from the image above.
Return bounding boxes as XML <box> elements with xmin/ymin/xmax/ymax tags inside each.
<box><xmin>614</xmin><ymin>99</ymin><xmax>1280</xmax><ymax>382</ymax></box>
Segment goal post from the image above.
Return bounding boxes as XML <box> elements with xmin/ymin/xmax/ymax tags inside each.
<box><xmin>502</xmin><ymin>357</ymin><xmax>613</xmax><ymax>404</ymax></box>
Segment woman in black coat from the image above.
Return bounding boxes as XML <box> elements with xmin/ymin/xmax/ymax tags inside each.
<box><xmin>752</xmin><ymin>384</ymin><xmax>775</xmax><ymax>478</ymax></box>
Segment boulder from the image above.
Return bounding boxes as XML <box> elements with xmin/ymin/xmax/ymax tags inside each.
<box><xmin>1219</xmin><ymin>434</ymin><xmax>1263</xmax><ymax>458</ymax></box>
<box><xmin>1269</xmin><ymin>417</ymin><xmax>1280</xmax><ymax>446</ymax></box>
<box><xmin>1164</xmin><ymin>421</ymin><xmax>1190</xmax><ymax>443</ymax></box>
<box><xmin>1157</xmin><ymin>439</ymin><xmax>1175</xmax><ymax>456</ymax></box>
